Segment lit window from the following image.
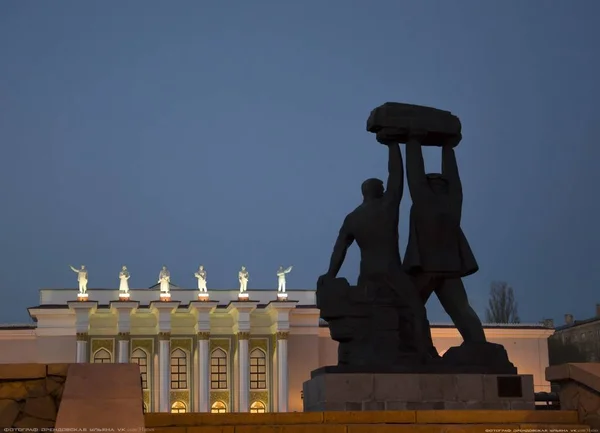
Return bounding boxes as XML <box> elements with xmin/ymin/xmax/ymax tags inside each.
<box><xmin>170</xmin><ymin>348</ymin><xmax>188</xmax><ymax>390</ymax></box>
<box><xmin>250</xmin><ymin>348</ymin><xmax>267</xmax><ymax>390</ymax></box>
<box><xmin>211</xmin><ymin>401</ymin><xmax>227</xmax><ymax>413</ymax></box>
<box><xmin>210</xmin><ymin>348</ymin><xmax>228</xmax><ymax>389</ymax></box>
<box><xmin>131</xmin><ymin>348</ymin><xmax>149</xmax><ymax>389</ymax></box>
<box><xmin>250</xmin><ymin>401</ymin><xmax>266</xmax><ymax>413</ymax></box>
<box><xmin>93</xmin><ymin>348</ymin><xmax>112</xmax><ymax>363</ymax></box>
<box><xmin>171</xmin><ymin>401</ymin><xmax>186</xmax><ymax>413</ymax></box>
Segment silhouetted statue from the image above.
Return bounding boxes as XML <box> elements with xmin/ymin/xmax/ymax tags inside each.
<box><xmin>404</xmin><ymin>133</ymin><xmax>486</xmax><ymax>355</ymax></box>
<box><xmin>318</xmin><ymin>138</ymin><xmax>430</xmax><ymax>366</ymax></box>
<box><xmin>314</xmin><ymin>102</ymin><xmax>516</xmax><ymax>375</ymax></box>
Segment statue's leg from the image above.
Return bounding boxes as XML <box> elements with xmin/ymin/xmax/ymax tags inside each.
<box><xmin>436</xmin><ymin>278</ymin><xmax>486</xmax><ymax>343</ymax></box>
<box><xmin>411</xmin><ymin>274</ymin><xmax>441</xmax><ymax>358</ymax></box>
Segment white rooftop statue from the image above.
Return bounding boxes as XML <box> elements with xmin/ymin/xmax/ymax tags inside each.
<box><xmin>195</xmin><ymin>265</ymin><xmax>207</xmax><ymax>293</ymax></box>
<box><xmin>238</xmin><ymin>266</ymin><xmax>249</xmax><ymax>293</ymax></box>
<box><xmin>69</xmin><ymin>265</ymin><xmax>88</xmax><ymax>295</ymax></box>
<box><xmin>277</xmin><ymin>266</ymin><xmax>293</xmax><ymax>293</ymax></box>
<box><xmin>158</xmin><ymin>266</ymin><xmax>170</xmax><ymax>294</ymax></box>
<box><xmin>119</xmin><ymin>266</ymin><xmax>130</xmax><ymax>294</ymax></box>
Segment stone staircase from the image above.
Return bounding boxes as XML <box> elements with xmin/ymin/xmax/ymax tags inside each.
<box><xmin>145</xmin><ymin>410</ymin><xmax>590</xmax><ymax>433</ymax></box>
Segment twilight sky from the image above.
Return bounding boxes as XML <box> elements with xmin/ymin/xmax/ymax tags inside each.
<box><xmin>1</xmin><ymin>1</ymin><xmax>598</xmax><ymax>325</ymax></box>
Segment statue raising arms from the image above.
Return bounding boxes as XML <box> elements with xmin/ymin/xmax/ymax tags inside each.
<box><xmin>277</xmin><ymin>265</ymin><xmax>293</xmax><ymax>293</ymax></box>
<box><xmin>70</xmin><ymin>265</ymin><xmax>88</xmax><ymax>294</ymax></box>
<box><xmin>404</xmin><ymin>133</ymin><xmax>486</xmax><ymax>355</ymax></box>
<box><xmin>195</xmin><ymin>265</ymin><xmax>207</xmax><ymax>293</ymax></box>
<box><xmin>317</xmin><ymin>139</ymin><xmax>429</xmax><ymax>360</ymax></box>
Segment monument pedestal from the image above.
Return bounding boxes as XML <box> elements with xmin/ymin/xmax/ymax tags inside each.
<box><xmin>303</xmin><ymin>372</ymin><xmax>534</xmax><ymax>412</ymax></box>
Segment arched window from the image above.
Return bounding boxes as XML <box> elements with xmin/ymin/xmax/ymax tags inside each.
<box><xmin>93</xmin><ymin>348</ymin><xmax>111</xmax><ymax>363</ymax></box>
<box><xmin>210</xmin><ymin>348</ymin><xmax>227</xmax><ymax>389</ymax></box>
<box><xmin>171</xmin><ymin>400</ymin><xmax>186</xmax><ymax>413</ymax></box>
<box><xmin>170</xmin><ymin>348</ymin><xmax>188</xmax><ymax>389</ymax></box>
<box><xmin>250</xmin><ymin>401</ymin><xmax>266</xmax><ymax>413</ymax></box>
<box><xmin>211</xmin><ymin>401</ymin><xmax>227</xmax><ymax>413</ymax></box>
<box><xmin>250</xmin><ymin>348</ymin><xmax>267</xmax><ymax>390</ymax></box>
<box><xmin>131</xmin><ymin>348</ymin><xmax>149</xmax><ymax>389</ymax></box>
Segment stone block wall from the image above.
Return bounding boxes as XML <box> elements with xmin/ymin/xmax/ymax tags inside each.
<box><xmin>546</xmin><ymin>363</ymin><xmax>600</xmax><ymax>430</ymax></box>
<box><xmin>0</xmin><ymin>363</ymin><xmax>69</xmax><ymax>428</ymax></box>
<box><xmin>303</xmin><ymin>373</ymin><xmax>535</xmax><ymax>411</ymax></box>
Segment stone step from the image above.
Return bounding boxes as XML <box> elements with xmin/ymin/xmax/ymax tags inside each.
<box><xmin>147</xmin><ymin>424</ymin><xmax>590</xmax><ymax>433</ymax></box>
<box><xmin>145</xmin><ymin>410</ymin><xmax>586</xmax><ymax>432</ymax></box>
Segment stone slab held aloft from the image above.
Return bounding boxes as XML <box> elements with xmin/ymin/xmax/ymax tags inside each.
<box><xmin>366</xmin><ymin>102</ymin><xmax>462</xmax><ymax>146</ymax></box>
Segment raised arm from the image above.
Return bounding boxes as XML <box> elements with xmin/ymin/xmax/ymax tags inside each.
<box><xmin>70</xmin><ymin>265</ymin><xmax>78</xmax><ymax>273</ymax></box>
<box><xmin>442</xmin><ymin>145</ymin><xmax>462</xmax><ymax>200</ymax></box>
<box><xmin>405</xmin><ymin>135</ymin><xmax>430</xmax><ymax>202</ymax></box>
<box><xmin>441</xmin><ymin>134</ymin><xmax>463</xmax><ymax>202</ymax></box>
<box><xmin>325</xmin><ymin>217</ymin><xmax>354</xmax><ymax>278</ymax></box>
<box><xmin>384</xmin><ymin>143</ymin><xmax>403</xmax><ymax>206</ymax></box>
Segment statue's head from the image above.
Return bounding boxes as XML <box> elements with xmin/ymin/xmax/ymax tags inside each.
<box><xmin>426</xmin><ymin>173</ymin><xmax>449</xmax><ymax>195</ymax></box>
<box><xmin>199</xmin><ymin>265</ymin><xmax>204</xmax><ymax>270</ymax></box>
<box><xmin>361</xmin><ymin>178</ymin><xmax>384</xmax><ymax>200</ymax></box>
<box><xmin>162</xmin><ymin>266</ymin><xmax>167</xmax><ymax>270</ymax></box>
<box><xmin>81</xmin><ymin>265</ymin><xmax>86</xmax><ymax>269</ymax></box>
<box><xmin>278</xmin><ymin>266</ymin><xmax>284</xmax><ymax>271</ymax></box>
<box><xmin>241</xmin><ymin>266</ymin><xmax>246</xmax><ymax>271</ymax></box>
<box><xmin>122</xmin><ymin>265</ymin><xmax>127</xmax><ymax>270</ymax></box>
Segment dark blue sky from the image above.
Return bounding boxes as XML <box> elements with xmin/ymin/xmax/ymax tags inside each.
<box><xmin>1</xmin><ymin>1</ymin><xmax>599</xmax><ymax>325</ymax></box>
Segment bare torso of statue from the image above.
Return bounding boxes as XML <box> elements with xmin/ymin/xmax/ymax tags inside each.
<box><xmin>346</xmin><ymin>199</ymin><xmax>403</xmax><ymax>283</ymax></box>
<box><xmin>328</xmin><ymin>143</ymin><xmax>405</xmax><ymax>286</ymax></box>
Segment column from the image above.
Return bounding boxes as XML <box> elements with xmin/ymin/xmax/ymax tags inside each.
<box><xmin>111</xmin><ymin>301</ymin><xmax>139</xmax><ymax>363</ymax></box>
<box><xmin>198</xmin><ymin>332</ymin><xmax>210</xmax><ymax>412</ymax></box>
<box><xmin>158</xmin><ymin>332</ymin><xmax>171</xmax><ymax>413</ymax></box>
<box><xmin>226</xmin><ymin>301</ymin><xmax>258</xmax><ymax>412</ymax></box>
<box><xmin>151</xmin><ymin>300</ymin><xmax>180</xmax><ymax>413</ymax></box>
<box><xmin>189</xmin><ymin>300</ymin><xmax>218</xmax><ymax>412</ymax></box>
<box><xmin>276</xmin><ymin>331</ymin><xmax>289</xmax><ymax>412</ymax></box>
<box><xmin>68</xmin><ymin>301</ymin><xmax>97</xmax><ymax>363</ymax></box>
<box><xmin>238</xmin><ymin>331</ymin><xmax>250</xmax><ymax>412</ymax></box>
<box><xmin>265</xmin><ymin>301</ymin><xmax>297</xmax><ymax>412</ymax></box>
<box><xmin>118</xmin><ymin>333</ymin><xmax>130</xmax><ymax>363</ymax></box>
<box><xmin>76</xmin><ymin>333</ymin><xmax>88</xmax><ymax>363</ymax></box>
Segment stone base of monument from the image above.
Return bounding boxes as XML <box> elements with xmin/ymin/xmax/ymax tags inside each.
<box><xmin>302</xmin><ymin>372</ymin><xmax>535</xmax><ymax>411</ymax></box>
<box><xmin>159</xmin><ymin>292</ymin><xmax>171</xmax><ymax>301</ymax></box>
<box><xmin>77</xmin><ymin>293</ymin><xmax>88</xmax><ymax>301</ymax></box>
